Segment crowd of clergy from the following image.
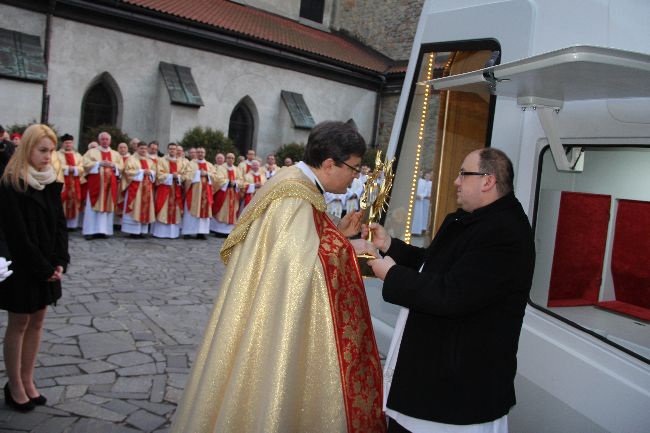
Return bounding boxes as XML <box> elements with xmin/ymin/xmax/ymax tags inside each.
<box><xmin>45</xmin><ymin>131</ymin><xmax>372</xmax><ymax>240</ymax></box>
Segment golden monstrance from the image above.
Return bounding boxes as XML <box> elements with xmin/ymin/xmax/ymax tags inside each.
<box><xmin>357</xmin><ymin>150</ymin><xmax>395</xmax><ymax>259</ymax></box>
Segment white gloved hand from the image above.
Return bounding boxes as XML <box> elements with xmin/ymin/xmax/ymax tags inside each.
<box><xmin>0</xmin><ymin>257</ymin><xmax>12</xmax><ymax>282</ymax></box>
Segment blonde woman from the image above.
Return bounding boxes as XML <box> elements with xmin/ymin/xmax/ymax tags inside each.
<box><xmin>0</xmin><ymin>124</ymin><xmax>69</xmax><ymax>412</ymax></box>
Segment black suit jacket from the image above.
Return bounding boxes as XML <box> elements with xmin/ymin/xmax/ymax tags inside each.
<box><xmin>383</xmin><ymin>192</ymin><xmax>535</xmax><ymax>425</ymax></box>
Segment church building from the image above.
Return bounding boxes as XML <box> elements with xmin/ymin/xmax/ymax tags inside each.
<box><xmin>0</xmin><ymin>0</ymin><xmax>420</xmax><ymax>156</ymax></box>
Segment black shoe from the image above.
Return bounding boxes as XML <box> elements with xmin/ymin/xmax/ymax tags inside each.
<box><xmin>183</xmin><ymin>235</ymin><xmax>192</xmax><ymax>239</ymax></box>
<box><xmin>214</xmin><ymin>232</ymin><xmax>228</xmax><ymax>238</ymax></box>
<box><xmin>84</xmin><ymin>235</ymin><xmax>93</xmax><ymax>241</ymax></box>
<box><xmin>128</xmin><ymin>234</ymin><xmax>142</xmax><ymax>239</ymax></box>
<box><xmin>196</xmin><ymin>234</ymin><xmax>207</xmax><ymax>240</ymax></box>
<box><xmin>4</xmin><ymin>383</ymin><xmax>35</xmax><ymax>413</ymax></box>
<box><xmin>30</xmin><ymin>394</ymin><xmax>47</xmax><ymax>406</ymax></box>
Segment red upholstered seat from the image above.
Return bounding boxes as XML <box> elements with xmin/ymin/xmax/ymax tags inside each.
<box><xmin>547</xmin><ymin>192</ymin><xmax>611</xmax><ymax>307</ymax></box>
<box><xmin>597</xmin><ymin>199</ymin><xmax>650</xmax><ymax>321</ymax></box>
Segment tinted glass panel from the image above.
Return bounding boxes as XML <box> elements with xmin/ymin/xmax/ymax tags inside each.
<box><xmin>532</xmin><ymin>146</ymin><xmax>650</xmax><ymax>361</ymax></box>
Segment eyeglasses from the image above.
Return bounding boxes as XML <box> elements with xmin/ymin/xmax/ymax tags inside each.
<box><xmin>458</xmin><ymin>169</ymin><xmax>491</xmax><ymax>178</ymax></box>
<box><xmin>337</xmin><ymin>160</ymin><xmax>362</xmax><ymax>174</ymax></box>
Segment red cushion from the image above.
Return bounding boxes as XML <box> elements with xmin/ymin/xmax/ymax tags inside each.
<box><xmin>548</xmin><ymin>192</ymin><xmax>611</xmax><ymax>306</ymax></box>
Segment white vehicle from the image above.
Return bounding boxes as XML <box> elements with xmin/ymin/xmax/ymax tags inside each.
<box><xmin>366</xmin><ymin>1</ymin><xmax>650</xmax><ymax>432</ymax></box>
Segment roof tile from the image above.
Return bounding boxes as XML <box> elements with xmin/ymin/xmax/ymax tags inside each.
<box><xmin>122</xmin><ymin>0</ymin><xmax>393</xmax><ymax>73</ymax></box>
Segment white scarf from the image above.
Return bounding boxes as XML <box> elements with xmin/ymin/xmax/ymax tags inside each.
<box><xmin>26</xmin><ymin>165</ymin><xmax>56</xmax><ymax>190</ymax></box>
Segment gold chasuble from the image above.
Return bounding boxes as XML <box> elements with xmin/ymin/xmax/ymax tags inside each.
<box><xmin>155</xmin><ymin>157</ymin><xmax>185</xmax><ymax>225</ymax></box>
<box><xmin>123</xmin><ymin>155</ymin><xmax>156</xmax><ymax>224</ymax></box>
<box><xmin>83</xmin><ymin>147</ymin><xmax>124</xmax><ymax>212</ymax></box>
<box><xmin>213</xmin><ymin>164</ymin><xmax>242</xmax><ymax>225</ymax></box>
<box><xmin>171</xmin><ymin>166</ymin><xmax>385</xmax><ymax>433</ymax></box>
<box><xmin>183</xmin><ymin>160</ymin><xmax>217</xmax><ymax>218</ymax></box>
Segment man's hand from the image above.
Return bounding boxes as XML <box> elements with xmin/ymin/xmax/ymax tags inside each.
<box><xmin>361</xmin><ymin>223</ymin><xmax>391</xmax><ymax>253</ymax></box>
<box><xmin>350</xmin><ymin>239</ymin><xmax>378</xmax><ymax>258</ymax></box>
<box><xmin>338</xmin><ymin>210</ymin><xmax>363</xmax><ymax>237</ymax></box>
<box><xmin>367</xmin><ymin>256</ymin><xmax>396</xmax><ymax>280</ymax></box>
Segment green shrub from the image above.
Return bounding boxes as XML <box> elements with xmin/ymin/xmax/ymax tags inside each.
<box><xmin>275</xmin><ymin>142</ymin><xmax>305</xmax><ymax>165</ymax></box>
<box><xmin>179</xmin><ymin>126</ymin><xmax>238</xmax><ymax>162</ymax></box>
<box><xmin>7</xmin><ymin>121</ymin><xmax>59</xmax><ymax>140</ymax></box>
<box><xmin>81</xmin><ymin>124</ymin><xmax>130</xmax><ymax>153</ymax></box>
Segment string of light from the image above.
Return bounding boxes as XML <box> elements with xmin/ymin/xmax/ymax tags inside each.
<box><xmin>404</xmin><ymin>52</ymin><xmax>434</xmax><ymax>244</ymax></box>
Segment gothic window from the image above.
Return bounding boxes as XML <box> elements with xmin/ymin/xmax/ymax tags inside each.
<box><xmin>229</xmin><ymin>103</ymin><xmax>254</xmax><ymax>155</ymax></box>
<box><xmin>300</xmin><ymin>0</ymin><xmax>325</xmax><ymax>23</ymax></box>
<box><xmin>80</xmin><ymin>78</ymin><xmax>118</xmax><ymax>151</ymax></box>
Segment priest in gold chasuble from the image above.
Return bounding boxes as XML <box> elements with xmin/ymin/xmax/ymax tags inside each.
<box><xmin>181</xmin><ymin>147</ymin><xmax>218</xmax><ymax>238</ymax></box>
<box><xmin>121</xmin><ymin>142</ymin><xmax>156</xmax><ymax>236</ymax></box>
<box><xmin>152</xmin><ymin>143</ymin><xmax>185</xmax><ymax>239</ymax></box>
<box><xmin>171</xmin><ymin>122</ymin><xmax>386</xmax><ymax>433</ymax></box>
<box><xmin>81</xmin><ymin>132</ymin><xmax>124</xmax><ymax>237</ymax></box>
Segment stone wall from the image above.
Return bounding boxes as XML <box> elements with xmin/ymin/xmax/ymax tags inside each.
<box><xmin>333</xmin><ymin>0</ymin><xmax>423</xmax><ymax>60</ymax></box>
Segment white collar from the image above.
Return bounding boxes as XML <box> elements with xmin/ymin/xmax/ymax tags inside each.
<box><xmin>296</xmin><ymin>161</ymin><xmax>325</xmax><ymax>193</ymax></box>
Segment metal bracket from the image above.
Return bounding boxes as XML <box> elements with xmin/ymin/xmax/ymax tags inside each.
<box><xmin>517</xmin><ymin>97</ymin><xmax>582</xmax><ymax>172</ymax></box>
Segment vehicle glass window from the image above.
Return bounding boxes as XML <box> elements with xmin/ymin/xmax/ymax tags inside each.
<box><xmin>531</xmin><ymin>146</ymin><xmax>650</xmax><ymax>361</ymax></box>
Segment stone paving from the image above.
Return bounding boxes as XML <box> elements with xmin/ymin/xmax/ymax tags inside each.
<box><xmin>0</xmin><ymin>231</ymin><xmax>226</xmax><ymax>432</ymax></box>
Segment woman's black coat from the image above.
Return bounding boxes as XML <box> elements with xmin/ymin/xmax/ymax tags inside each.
<box><xmin>0</xmin><ymin>181</ymin><xmax>69</xmax><ymax>313</ymax></box>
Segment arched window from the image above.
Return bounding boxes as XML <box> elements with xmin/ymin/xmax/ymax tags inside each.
<box><xmin>80</xmin><ymin>78</ymin><xmax>118</xmax><ymax>152</ymax></box>
<box><xmin>228</xmin><ymin>103</ymin><xmax>254</xmax><ymax>155</ymax></box>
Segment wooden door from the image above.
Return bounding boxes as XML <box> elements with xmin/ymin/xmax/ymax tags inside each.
<box><xmin>430</xmin><ymin>50</ymin><xmax>493</xmax><ymax>234</ymax></box>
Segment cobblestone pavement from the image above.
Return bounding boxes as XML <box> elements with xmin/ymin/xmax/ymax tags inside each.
<box><xmin>0</xmin><ymin>231</ymin><xmax>226</xmax><ymax>433</ymax></box>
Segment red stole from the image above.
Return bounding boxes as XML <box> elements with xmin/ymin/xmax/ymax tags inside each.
<box><xmin>125</xmin><ymin>159</ymin><xmax>153</xmax><ymax>223</ymax></box>
<box><xmin>213</xmin><ymin>167</ymin><xmax>238</xmax><ymax>224</ymax></box>
<box><xmin>186</xmin><ymin>162</ymin><xmax>213</xmax><ymax>218</ymax></box>
<box><xmin>244</xmin><ymin>173</ymin><xmax>261</xmax><ymax>206</ymax></box>
<box><xmin>86</xmin><ymin>149</ymin><xmax>118</xmax><ymax>210</ymax></box>
<box><xmin>312</xmin><ymin>209</ymin><xmax>386</xmax><ymax>433</ymax></box>
<box><xmin>61</xmin><ymin>152</ymin><xmax>82</xmax><ymax>219</ymax></box>
<box><xmin>155</xmin><ymin>160</ymin><xmax>183</xmax><ymax>224</ymax></box>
